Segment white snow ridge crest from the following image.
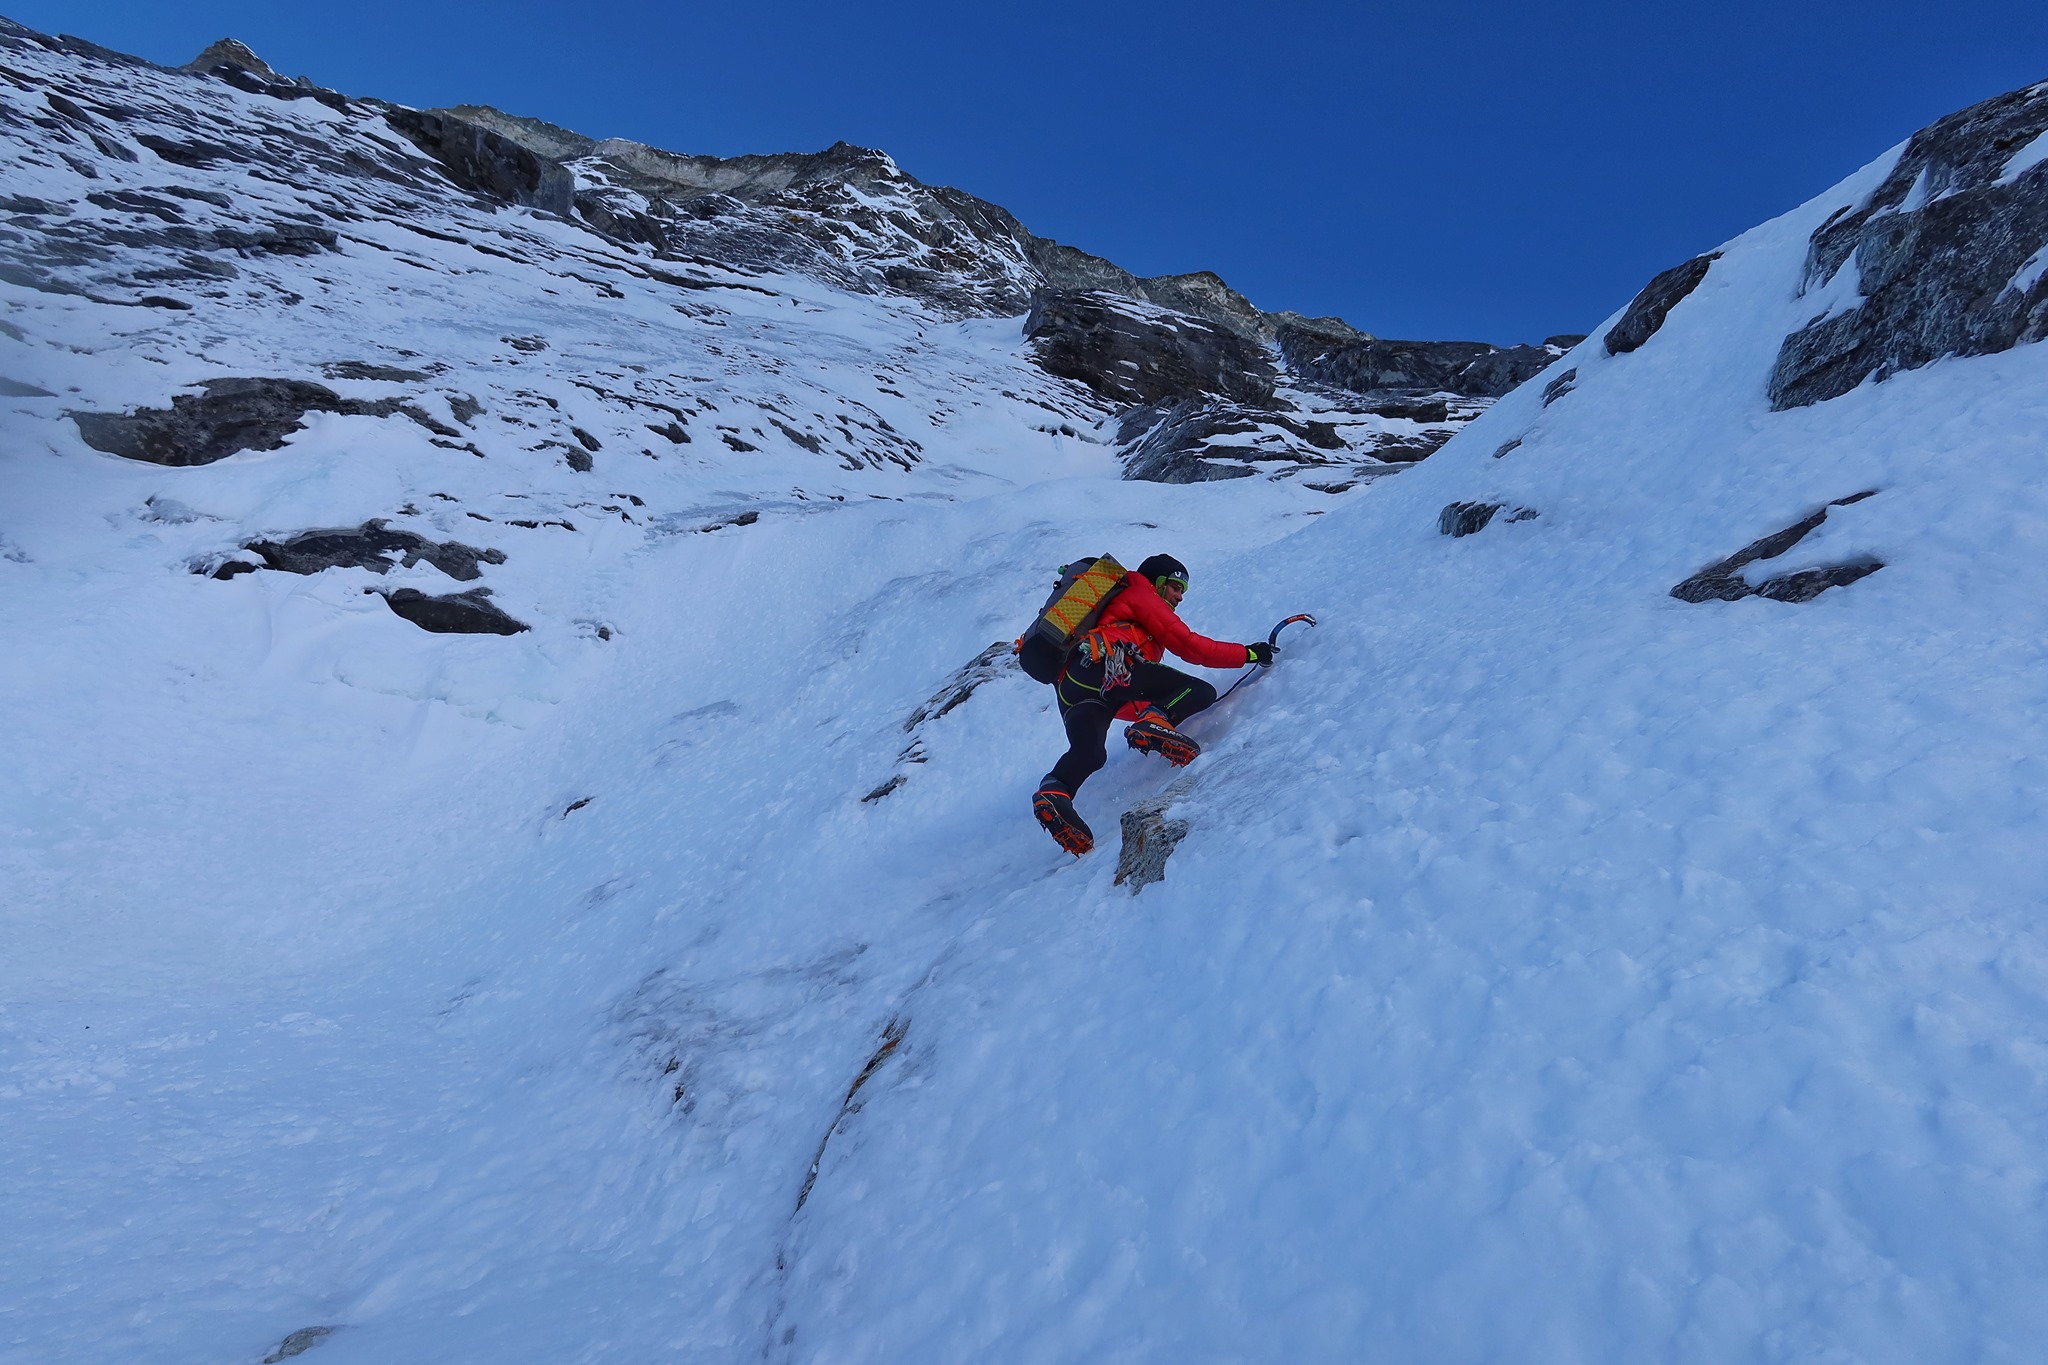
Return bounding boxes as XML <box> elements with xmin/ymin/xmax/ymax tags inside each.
<box><xmin>5</xmin><ymin>19</ymin><xmax>2048</xmax><ymax>1365</ymax></box>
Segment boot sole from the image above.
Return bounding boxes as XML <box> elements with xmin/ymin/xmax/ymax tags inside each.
<box><xmin>1127</xmin><ymin>727</ymin><xmax>1200</xmax><ymax>767</ymax></box>
<box><xmin>1032</xmin><ymin>793</ymin><xmax>1094</xmax><ymax>856</ymax></box>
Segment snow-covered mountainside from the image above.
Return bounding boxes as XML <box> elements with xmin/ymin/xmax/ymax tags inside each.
<box><xmin>6</xmin><ymin>14</ymin><xmax>2048</xmax><ymax>1363</ymax></box>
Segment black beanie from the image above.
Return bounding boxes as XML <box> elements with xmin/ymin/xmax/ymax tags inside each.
<box><xmin>1136</xmin><ymin>553</ymin><xmax>1189</xmax><ymax>588</ymax></box>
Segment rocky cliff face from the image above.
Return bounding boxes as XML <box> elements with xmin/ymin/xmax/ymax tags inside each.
<box><xmin>1769</xmin><ymin>80</ymin><xmax>2048</xmax><ymax>410</ymax></box>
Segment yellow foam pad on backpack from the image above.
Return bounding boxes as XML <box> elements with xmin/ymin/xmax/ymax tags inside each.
<box><xmin>1042</xmin><ymin>557</ymin><xmax>1124</xmax><ymax>638</ymax></box>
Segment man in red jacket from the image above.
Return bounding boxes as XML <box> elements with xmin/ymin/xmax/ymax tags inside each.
<box><xmin>1033</xmin><ymin>553</ymin><xmax>1274</xmax><ymax>855</ymax></box>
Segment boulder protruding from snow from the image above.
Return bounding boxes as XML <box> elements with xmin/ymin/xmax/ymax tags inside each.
<box><xmin>1768</xmin><ymin>81</ymin><xmax>2048</xmax><ymax>410</ymax></box>
<box><xmin>1116</xmin><ymin>786</ymin><xmax>1191</xmax><ymax>891</ymax></box>
<box><xmin>1603</xmin><ymin>253</ymin><xmax>1719</xmax><ymax>356</ymax></box>
<box><xmin>378</xmin><ymin>586</ymin><xmax>529</xmax><ymax>635</ymax></box>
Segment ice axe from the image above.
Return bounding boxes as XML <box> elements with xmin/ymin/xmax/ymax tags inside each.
<box><xmin>1215</xmin><ymin>613</ymin><xmax>1317</xmax><ymax>703</ymax></box>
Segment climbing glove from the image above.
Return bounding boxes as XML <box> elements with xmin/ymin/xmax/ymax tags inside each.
<box><xmin>1246</xmin><ymin>641</ymin><xmax>1277</xmax><ymax>666</ymax></box>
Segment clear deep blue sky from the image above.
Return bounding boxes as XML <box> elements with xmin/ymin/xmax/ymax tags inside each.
<box><xmin>14</xmin><ymin>2</ymin><xmax>2047</xmax><ymax>342</ymax></box>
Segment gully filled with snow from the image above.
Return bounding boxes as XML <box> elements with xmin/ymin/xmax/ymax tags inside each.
<box><xmin>4</xmin><ymin>21</ymin><xmax>2048</xmax><ymax>1365</ymax></box>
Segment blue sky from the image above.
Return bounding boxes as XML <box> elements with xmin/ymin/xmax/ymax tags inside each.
<box><xmin>16</xmin><ymin>2</ymin><xmax>2046</xmax><ymax>342</ymax></box>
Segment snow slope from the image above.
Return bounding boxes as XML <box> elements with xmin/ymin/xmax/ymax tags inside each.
<box><xmin>6</xmin><ymin>25</ymin><xmax>2048</xmax><ymax>1365</ymax></box>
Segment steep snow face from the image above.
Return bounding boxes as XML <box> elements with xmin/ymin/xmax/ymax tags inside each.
<box><xmin>7</xmin><ymin>22</ymin><xmax>2048</xmax><ymax>1365</ymax></box>
<box><xmin>0</xmin><ymin>24</ymin><xmax>1354</xmax><ymax>1364</ymax></box>
<box><xmin>771</xmin><ymin>153</ymin><xmax>2048</xmax><ymax>1362</ymax></box>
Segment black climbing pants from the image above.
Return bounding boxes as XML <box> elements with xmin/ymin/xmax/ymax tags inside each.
<box><xmin>1042</xmin><ymin>653</ymin><xmax>1219</xmax><ymax>795</ymax></box>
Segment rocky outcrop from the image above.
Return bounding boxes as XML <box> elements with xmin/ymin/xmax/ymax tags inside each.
<box><xmin>180</xmin><ymin>38</ymin><xmax>285</xmax><ymax>83</ymax></box>
<box><xmin>1116</xmin><ymin>399</ymin><xmax>1346</xmax><ymax>484</ymax></box>
<box><xmin>1769</xmin><ymin>81</ymin><xmax>2048</xmax><ymax>410</ymax></box>
<box><xmin>1603</xmin><ymin>253</ymin><xmax>1719</xmax><ymax>355</ymax></box>
<box><xmin>178</xmin><ymin>37</ymin><xmax>348</xmax><ymax>111</ymax></box>
<box><xmin>1132</xmin><ymin>271</ymin><xmax>1270</xmax><ymax>340</ymax></box>
<box><xmin>1670</xmin><ymin>491</ymin><xmax>1883</xmax><ymax>603</ymax></box>
<box><xmin>261</xmin><ymin>1326</ymin><xmax>337</xmax><ymax>1362</ymax></box>
<box><xmin>1437</xmin><ymin>502</ymin><xmax>1538</xmax><ymax>537</ymax></box>
<box><xmin>1115</xmin><ymin>785</ymin><xmax>1192</xmax><ymax>891</ymax></box>
<box><xmin>901</xmin><ymin>642</ymin><xmax>1017</xmax><ymax>732</ymax></box>
<box><xmin>215</xmin><ymin>520</ymin><xmax>506</xmax><ymax>581</ymax></box>
<box><xmin>1276</xmin><ymin>324</ymin><xmax>1565</xmax><ymax>400</ymax></box>
<box><xmin>863</xmin><ymin>642</ymin><xmax>1017</xmax><ymax>801</ymax></box>
<box><xmin>1117</xmin><ymin>404</ymin><xmax>1259</xmax><ymax>484</ymax></box>
<box><xmin>1025</xmin><ymin>291</ymin><xmax>1276</xmax><ymax>408</ymax></box>
<box><xmin>379</xmin><ymin>586</ymin><xmax>528</xmax><ymax>634</ymax></box>
<box><xmin>71</xmin><ymin>378</ymin><xmax>453</xmax><ymax>465</ymax></box>
<box><xmin>381</xmin><ymin>108</ymin><xmax>575</xmax><ymax>216</ymax></box>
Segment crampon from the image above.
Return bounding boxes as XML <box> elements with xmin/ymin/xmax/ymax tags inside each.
<box><xmin>1125</xmin><ymin>711</ymin><xmax>1201</xmax><ymax>767</ymax></box>
<box><xmin>1032</xmin><ymin>784</ymin><xmax>1094</xmax><ymax>856</ymax></box>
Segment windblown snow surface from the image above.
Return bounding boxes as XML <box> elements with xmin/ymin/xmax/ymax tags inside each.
<box><xmin>6</xmin><ymin>45</ymin><xmax>2048</xmax><ymax>1365</ymax></box>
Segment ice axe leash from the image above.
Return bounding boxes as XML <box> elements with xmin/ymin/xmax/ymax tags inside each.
<box><xmin>1215</xmin><ymin>613</ymin><xmax>1318</xmax><ymax>704</ymax></box>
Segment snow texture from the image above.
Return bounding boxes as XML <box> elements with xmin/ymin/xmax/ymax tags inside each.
<box><xmin>5</xmin><ymin>24</ymin><xmax>2048</xmax><ymax>1365</ymax></box>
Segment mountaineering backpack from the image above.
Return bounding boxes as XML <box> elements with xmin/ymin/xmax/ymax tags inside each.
<box><xmin>1016</xmin><ymin>553</ymin><xmax>1127</xmax><ymax>683</ymax></box>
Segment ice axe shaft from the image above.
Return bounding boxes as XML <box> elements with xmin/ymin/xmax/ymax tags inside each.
<box><xmin>1216</xmin><ymin>613</ymin><xmax>1317</xmax><ymax>703</ymax></box>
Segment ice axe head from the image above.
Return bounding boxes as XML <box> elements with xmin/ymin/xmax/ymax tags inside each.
<box><xmin>1267</xmin><ymin>614</ymin><xmax>1318</xmax><ymax>650</ymax></box>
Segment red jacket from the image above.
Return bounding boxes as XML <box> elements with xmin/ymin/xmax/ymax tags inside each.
<box><xmin>1091</xmin><ymin>572</ymin><xmax>1248</xmax><ymax>672</ymax></box>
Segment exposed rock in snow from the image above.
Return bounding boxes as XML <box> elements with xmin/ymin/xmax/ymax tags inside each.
<box><xmin>865</xmin><ymin>642</ymin><xmax>1019</xmax><ymax>800</ymax></box>
<box><xmin>902</xmin><ymin>641</ymin><xmax>1017</xmax><ymax>733</ymax></box>
<box><xmin>220</xmin><ymin>519</ymin><xmax>507</xmax><ymax>582</ymax></box>
<box><xmin>1114</xmin><ymin>783</ymin><xmax>1191</xmax><ymax>890</ymax></box>
<box><xmin>71</xmin><ymin>378</ymin><xmax>453</xmax><ymax>465</ymax></box>
<box><xmin>1669</xmin><ymin>490</ymin><xmax>1884</xmax><ymax>603</ymax></box>
<box><xmin>260</xmin><ymin>1325</ymin><xmax>337</xmax><ymax>1363</ymax></box>
<box><xmin>1117</xmin><ymin>399</ymin><xmax>1335</xmax><ymax>483</ymax></box>
<box><xmin>378</xmin><ymin>584</ymin><xmax>529</xmax><ymax>634</ymax></box>
<box><xmin>321</xmin><ymin>360</ymin><xmax>441</xmax><ymax>383</ymax></box>
<box><xmin>1770</xmin><ymin>81</ymin><xmax>2048</xmax><ymax>408</ymax></box>
<box><xmin>1437</xmin><ymin>500</ymin><xmax>1538</xmax><ymax>537</ymax></box>
<box><xmin>1023</xmin><ymin>289</ymin><xmax>1277</xmax><ymax>407</ymax></box>
<box><xmin>1602</xmin><ymin>251</ymin><xmax>1719</xmax><ymax>355</ymax></box>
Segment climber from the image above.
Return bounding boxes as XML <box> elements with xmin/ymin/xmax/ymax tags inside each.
<box><xmin>1032</xmin><ymin>554</ymin><xmax>1273</xmax><ymax>856</ymax></box>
